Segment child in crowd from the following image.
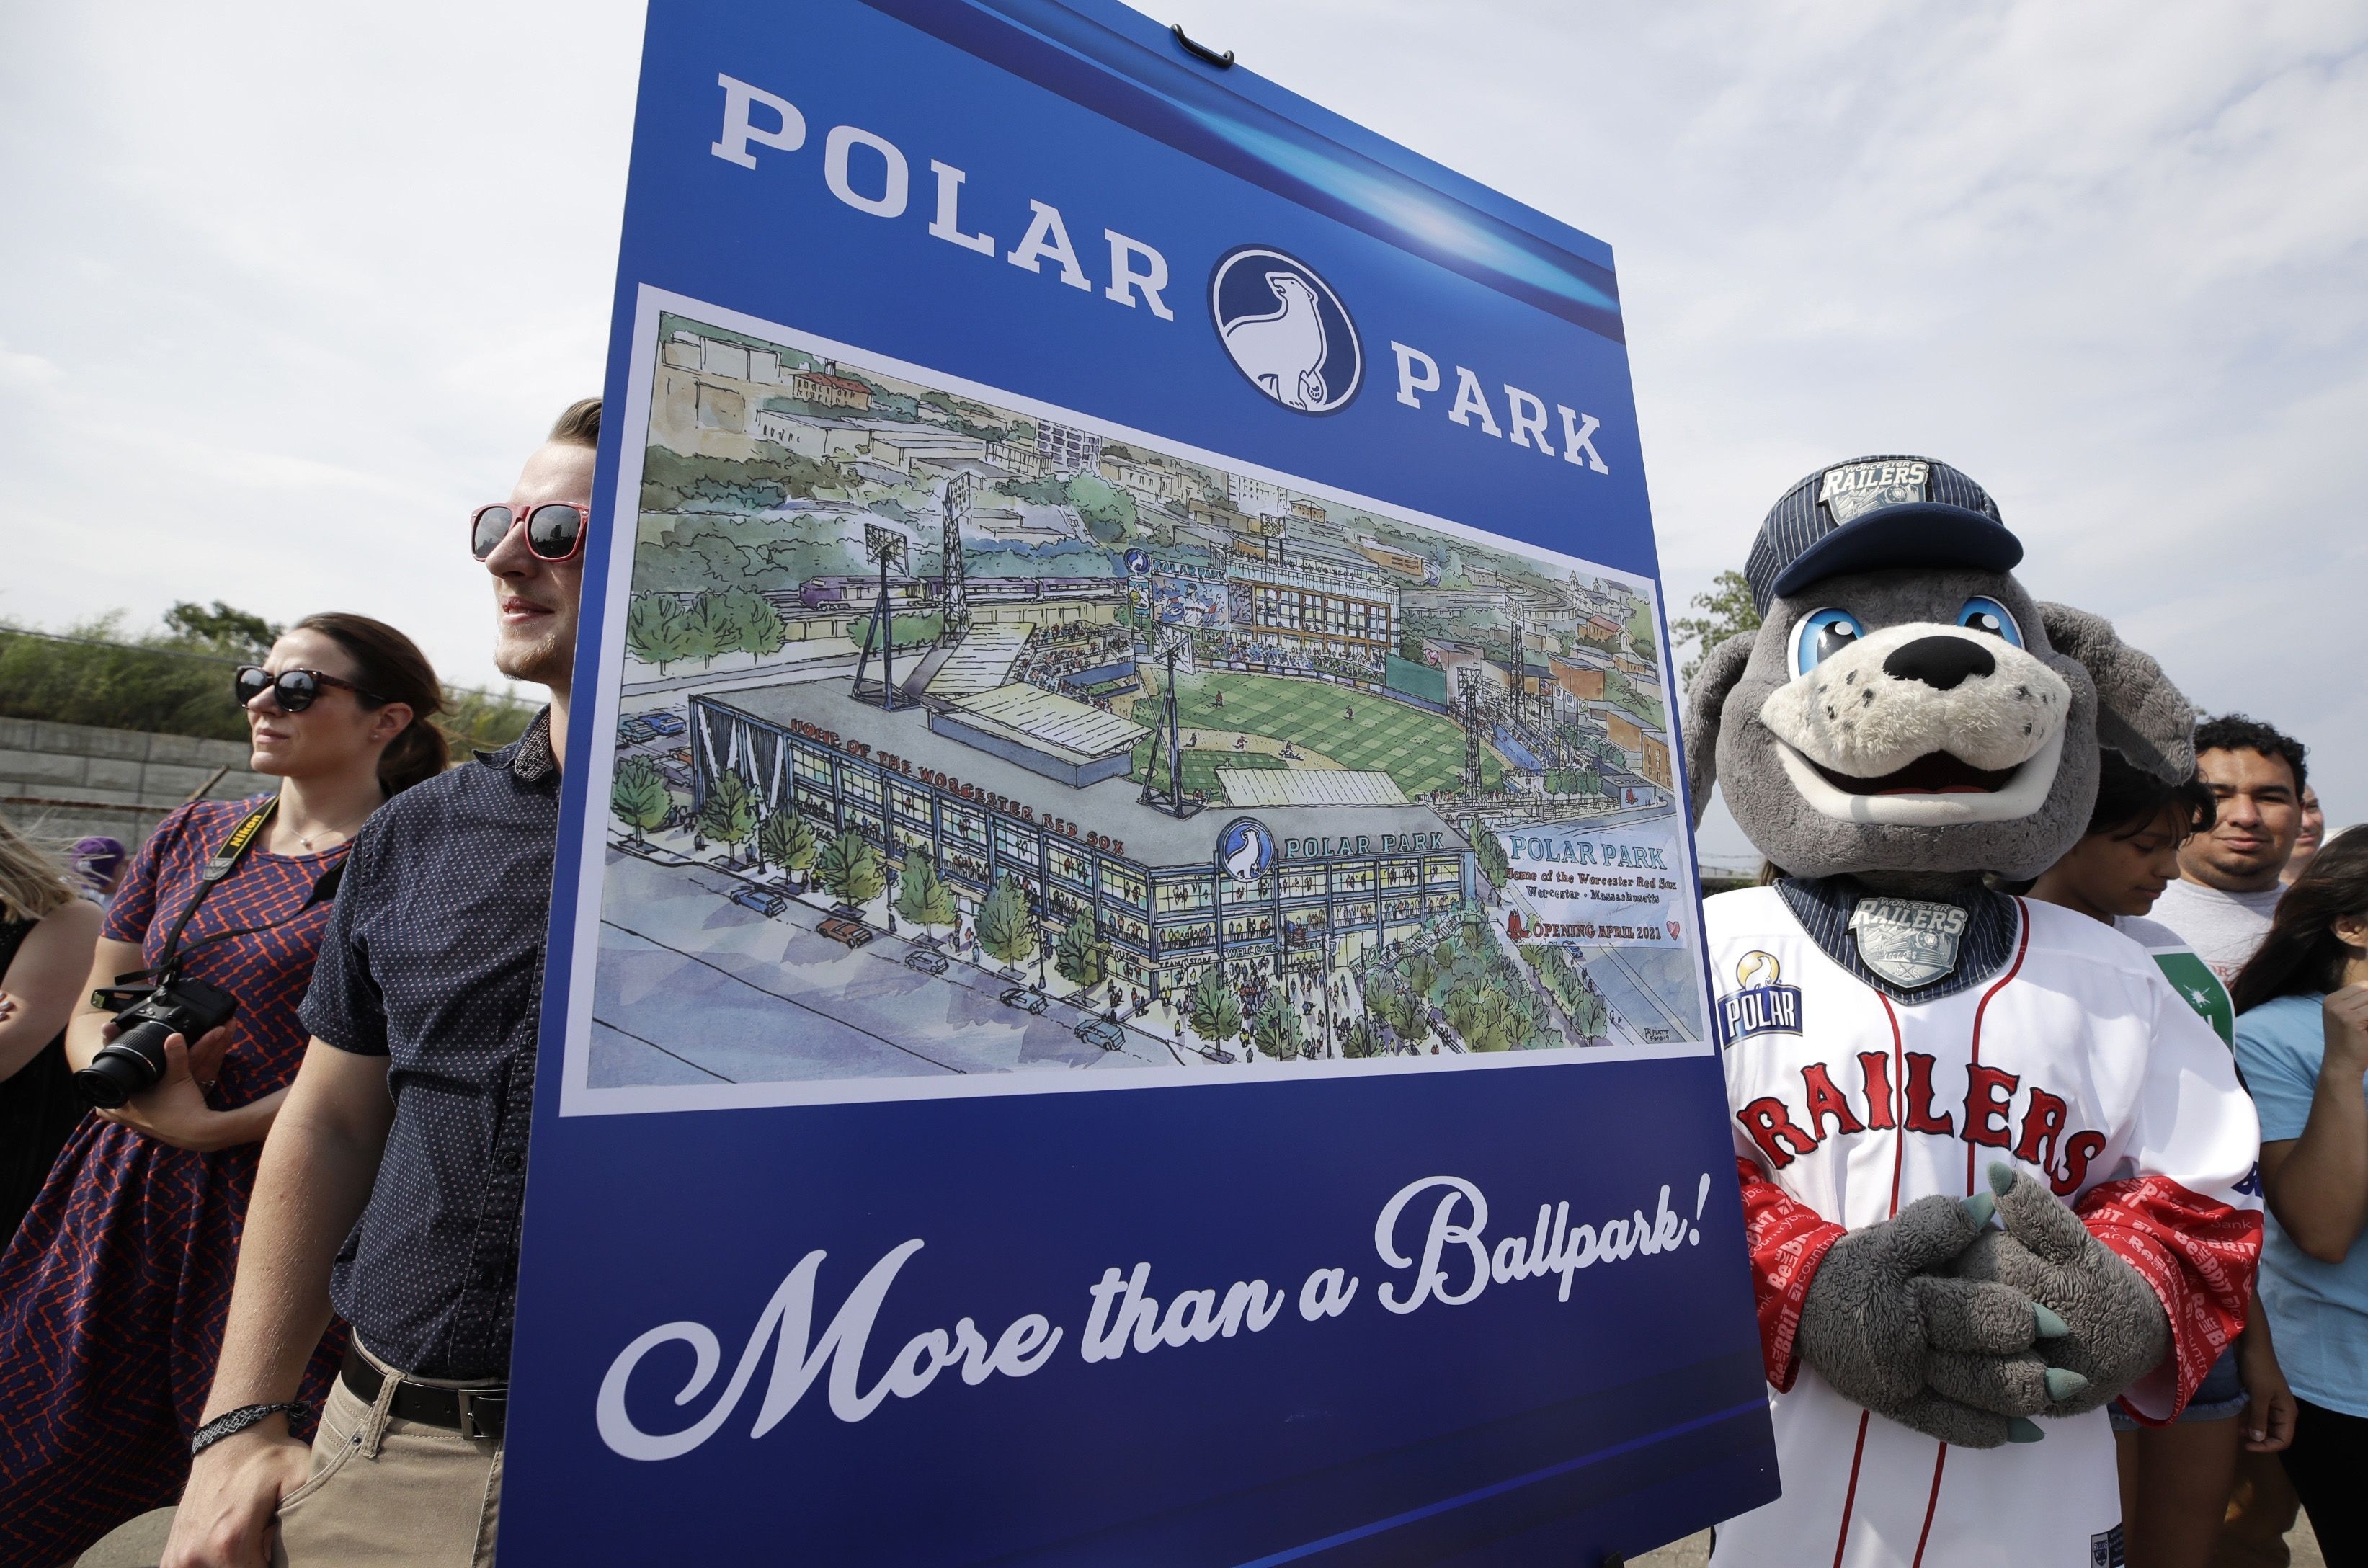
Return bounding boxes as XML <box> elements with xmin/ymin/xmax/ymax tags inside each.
<box><xmin>2026</xmin><ymin>752</ymin><xmax>2296</xmax><ymax>1568</ymax></box>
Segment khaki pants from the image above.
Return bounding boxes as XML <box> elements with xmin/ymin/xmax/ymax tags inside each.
<box><xmin>270</xmin><ymin>1340</ymin><xmax>503</xmax><ymax>1568</ymax></box>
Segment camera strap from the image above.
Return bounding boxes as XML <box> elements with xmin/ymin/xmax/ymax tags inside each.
<box><xmin>149</xmin><ymin>798</ymin><xmax>280</xmax><ymax>976</ymax></box>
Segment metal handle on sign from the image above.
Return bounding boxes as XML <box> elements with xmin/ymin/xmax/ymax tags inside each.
<box><xmin>1170</xmin><ymin>22</ymin><xmax>1234</xmax><ymax>67</ymax></box>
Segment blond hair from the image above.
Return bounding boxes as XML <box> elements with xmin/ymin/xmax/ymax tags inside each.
<box><xmin>0</xmin><ymin>814</ymin><xmax>76</xmax><ymax>923</ymax></box>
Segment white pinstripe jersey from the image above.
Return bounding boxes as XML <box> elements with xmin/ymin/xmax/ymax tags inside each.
<box><xmin>1704</xmin><ymin>886</ymin><xmax>2259</xmax><ymax>1568</ymax></box>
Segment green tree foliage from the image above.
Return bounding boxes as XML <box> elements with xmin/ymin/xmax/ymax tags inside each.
<box><xmin>1470</xmin><ymin>820</ymin><xmax>1510</xmax><ymax>891</ymax></box>
<box><xmin>712</xmin><ymin>587</ymin><xmax>787</xmax><ymax>659</ymax></box>
<box><xmin>1570</xmin><ymin>985</ymin><xmax>1609</xmax><ymax>1043</ymax></box>
<box><xmin>1544</xmin><ymin>766</ymin><xmax>1603</xmax><ymax>798</ymax></box>
<box><xmin>1250</xmin><ymin>993</ymin><xmax>1304</xmax><ymax>1061</ymax></box>
<box><xmin>1625</xmin><ymin>597</ymin><xmax>1658</xmax><ymax>659</ymax></box>
<box><xmin>975</xmin><ymin>874</ymin><xmax>1036</xmax><ymax>966</ymax></box>
<box><xmin>0</xmin><ymin>616</ymin><xmax>533</xmax><ymax>752</ymax></box>
<box><xmin>1673</xmin><ymin>569</ymin><xmax>1762</xmax><ymax>689</ymax></box>
<box><xmin>638</xmin><ymin>446</ymin><xmax>852</xmax><ymax>514</ymax></box>
<box><xmin>1529</xmin><ymin>945</ymin><xmax>1609</xmax><ymax>1043</ymax></box>
<box><xmin>1051</xmin><ymin>912</ymin><xmax>1105</xmax><ymax>989</ymax></box>
<box><xmin>1340</xmin><ymin>1017</ymin><xmax>1381</xmax><ymax>1059</ymax></box>
<box><xmin>1363</xmin><ymin>974</ymin><xmax>1423</xmax><ymax>1048</ymax></box>
<box><xmin>1067</xmin><ymin>473</ymin><xmax>1137</xmax><ymax>544</ymax></box>
<box><xmin>164</xmin><ymin>600</ymin><xmax>281</xmax><ymax>659</ymax></box>
<box><xmin>758</xmin><ymin>808</ymin><xmax>819</xmax><ymax>883</ymax></box>
<box><xmin>1185</xmin><ymin>966</ymin><xmax>1243</xmax><ymax>1045</ymax></box>
<box><xmin>697</xmin><ymin>772</ymin><xmax>760</xmax><ymax>856</ymax></box>
<box><xmin>816</xmin><ymin>828</ymin><xmax>885</xmax><ymax>906</ymax></box>
<box><xmin>610</xmin><ymin>757</ymin><xmax>672</xmax><ymax>841</ymax></box>
<box><xmin>1002</xmin><ymin>476</ymin><xmax>1069</xmax><ymax>506</ymax></box>
<box><xmin>680</xmin><ymin>595</ymin><xmax>726</xmax><ymax>666</ymax></box>
<box><xmin>894</xmin><ymin>850</ymin><xmax>958</xmax><ymax>929</ymax></box>
<box><xmin>625</xmin><ymin>594</ymin><xmax>700</xmax><ymax>673</ymax></box>
<box><xmin>634</xmin><ymin>516</ymin><xmax>847</xmax><ymax>595</ymax></box>
<box><xmin>1452</xmin><ymin>986</ymin><xmax>1526</xmax><ymax>1053</ymax></box>
<box><xmin>1403</xmin><ymin>951</ymin><xmax>1439</xmax><ymax>1003</ymax></box>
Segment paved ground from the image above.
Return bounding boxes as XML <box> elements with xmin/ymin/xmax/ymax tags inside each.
<box><xmin>589</xmin><ymin>848</ymin><xmax>1185</xmax><ymax>1087</ymax></box>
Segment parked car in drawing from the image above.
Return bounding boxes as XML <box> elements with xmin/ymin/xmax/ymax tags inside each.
<box><xmin>819</xmin><ymin>917</ymin><xmax>873</xmax><ymax>948</ymax></box>
<box><xmin>730</xmin><ymin>887</ymin><xmax>788</xmax><ymax>917</ymax></box>
<box><xmin>1074</xmin><ymin>1017</ymin><xmax>1123</xmax><ymax>1051</ymax></box>
<box><xmin>903</xmin><ymin>949</ymin><xmax>949</xmax><ymax>976</ymax></box>
<box><xmin>643</xmin><ymin>710</ymin><xmax>688</xmax><ymax>737</ymax></box>
<box><xmin>1000</xmin><ymin>987</ymin><xmax>1049</xmax><ymax>1015</ymax></box>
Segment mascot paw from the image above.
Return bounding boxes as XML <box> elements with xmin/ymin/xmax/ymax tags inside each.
<box><xmin>1948</xmin><ymin>1162</ymin><xmax>2169</xmax><ymax>1415</ymax></box>
<box><xmin>1797</xmin><ymin>1190</ymin><xmax>1995</xmax><ymax>1411</ymax></box>
<box><xmin>1881</xmin><ymin>1391</ymin><xmax>2052</xmax><ymax>1450</ymax></box>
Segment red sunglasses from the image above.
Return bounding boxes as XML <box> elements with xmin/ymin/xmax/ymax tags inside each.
<box><xmin>471</xmin><ymin>502</ymin><xmax>590</xmax><ymax>562</ymax></box>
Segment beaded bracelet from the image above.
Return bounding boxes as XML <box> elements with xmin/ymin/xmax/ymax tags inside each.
<box><xmin>190</xmin><ymin>1402</ymin><xmax>309</xmax><ymax>1457</ymax></box>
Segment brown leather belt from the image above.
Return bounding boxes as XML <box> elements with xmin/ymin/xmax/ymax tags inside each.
<box><xmin>339</xmin><ymin>1342</ymin><xmax>507</xmax><ymax>1440</ymax></box>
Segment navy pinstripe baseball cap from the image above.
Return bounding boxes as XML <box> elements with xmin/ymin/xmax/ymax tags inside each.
<box><xmin>1742</xmin><ymin>455</ymin><xmax>2020</xmax><ymax>613</ymax></box>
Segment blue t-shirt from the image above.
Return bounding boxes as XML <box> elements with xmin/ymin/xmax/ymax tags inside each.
<box><xmin>2233</xmin><ymin>992</ymin><xmax>2368</xmax><ymax>1416</ymax></box>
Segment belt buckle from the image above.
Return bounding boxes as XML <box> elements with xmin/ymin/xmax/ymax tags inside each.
<box><xmin>453</xmin><ymin>1387</ymin><xmax>504</xmax><ymax>1440</ymax></box>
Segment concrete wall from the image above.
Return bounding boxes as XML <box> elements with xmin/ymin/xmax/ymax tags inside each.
<box><xmin>0</xmin><ymin>716</ymin><xmax>273</xmax><ymax>852</ymax></box>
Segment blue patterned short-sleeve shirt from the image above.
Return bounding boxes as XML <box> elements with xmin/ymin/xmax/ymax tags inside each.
<box><xmin>300</xmin><ymin>710</ymin><xmax>558</xmax><ymax>1380</ymax></box>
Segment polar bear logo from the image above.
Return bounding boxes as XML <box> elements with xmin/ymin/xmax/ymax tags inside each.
<box><xmin>1224</xmin><ymin>274</ymin><xmax>1329</xmax><ymax>409</ymax></box>
<box><xmin>1211</xmin><ymin>248</ymin><xmax>1361</xmax><ymax>414</ymax></box>
<box><xmin>1219</xmin><ymin>817</ymin><xmax>1274</xmax><ymax>883</ymax></box>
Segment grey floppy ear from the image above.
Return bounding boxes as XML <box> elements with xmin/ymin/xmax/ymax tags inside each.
<box><xmin>2037</xmin><ymin>602</ymin><xmax>2196</xmax><ymax>782</ymax></box>
<box><xmin>1683</xmin><ymin>631</ymin><xmax>1758</xmax><ymax>829</ymax></box>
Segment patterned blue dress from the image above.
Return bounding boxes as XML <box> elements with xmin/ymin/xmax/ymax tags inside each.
<box><xmin>0</xmin><ymin>798</ymin><xmax>349</xmax><ymax>1564</ymax></box>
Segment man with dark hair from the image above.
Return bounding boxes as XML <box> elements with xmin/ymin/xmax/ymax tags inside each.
<box><xmin>165</xmin><ymin>400</ymin><xmax>598</xmax><ymax>1568</ymax></box>
<box><xmin>2151</xmin><ymin>713</ymin><xmax>2307</xmax><ymax>983</ymax></box>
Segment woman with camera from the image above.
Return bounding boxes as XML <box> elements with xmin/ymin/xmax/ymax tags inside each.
<box><xmin>0</xmin><ymin>613</ymin><xmax>448</xmax><ymax>1567</ymax></box>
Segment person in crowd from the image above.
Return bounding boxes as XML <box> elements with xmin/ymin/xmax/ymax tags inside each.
<box><xmin>165</xmin><ymin>399</ymin><xmax>596</xmax><ymax>1568</ymax></box>
<box><xmin>0</xmin><ymin>815</ymin><xmax>104</xmax><ymax>1244</ymax></box>
<box><xmin>2151</xmin><ymin>715</ymin><xmax>2306</xmax><ymax>982</ymax></box>
<box><xmin>0</xmin><ymin>614</ymin><xmax>445</xmax><ymax>1565</ymax></box>
<box><xmin>2283</xmin><ymin>785</ymin><xmax>2326</xmax><ymax>888</ymax></box>
<box><xmin>70</xmin><ymin>835</ymin><xmax>130</xmax><ymax>902</ymax></box>
<box><xmin>2227</xmin><ymin>827</ymin><xmax>2368</xmax><ymax>1562</ymax></box>
<box><xmin>2026</xmin><ymin>754</ymin><xmax>2297</xmax><ymax>1568</ymax></box>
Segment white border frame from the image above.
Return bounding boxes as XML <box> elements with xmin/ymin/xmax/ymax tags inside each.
<box><xmin>559</xmin><ymin>285</ymin><xmax>1714</xmax><ymax>1116</ymax></box>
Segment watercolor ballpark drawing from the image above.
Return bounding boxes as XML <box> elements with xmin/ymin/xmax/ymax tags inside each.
<box><xmin>589</xmin><ymin>306</ymin><xmax>1705</xmax><ymax>1096</ymax></box>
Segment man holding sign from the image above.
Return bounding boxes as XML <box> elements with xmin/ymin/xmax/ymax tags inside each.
<box><xmin>166</xmin><ymin>404</ymin><xmax>596</xmax><ymax>1568</ymax></box>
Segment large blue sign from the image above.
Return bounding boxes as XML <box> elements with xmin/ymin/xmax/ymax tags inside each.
<box><xmin>504</xmin><ymin>1</ymin><xmax>1776</xmax><ymax>1560</ymax></box>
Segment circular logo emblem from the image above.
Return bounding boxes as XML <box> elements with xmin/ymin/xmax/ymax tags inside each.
<box><xmin>1216</xmin><ymin>817</ymin><xmax>1276</xmax><ymax>884</ymax></box>
<box><xmin>1736</xmin><ymin>950</ymin><xmax>1782</xmax><ymax>989</ymax></box>
<box><xmin>1209</xmin><ymin>246</ymin><xmax>1361</xmax><ymax>415</ymax></box>
<box><xmin>1124</xmin><ymin>548</ymin><xmax>1152</xmax><ymax>576</ymax></box>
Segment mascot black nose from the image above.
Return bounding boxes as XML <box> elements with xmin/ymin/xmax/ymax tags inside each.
<box><xmin>1882</xmin><ymin>636</ymin><xmax>1996</xmax><ymax>691</ymax></box>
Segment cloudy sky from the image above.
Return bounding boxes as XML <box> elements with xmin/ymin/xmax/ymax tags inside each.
<box><xmin>4</xmin><ymin>1</ymin><xmax>2361</xmax><ymax>862</ymax></box>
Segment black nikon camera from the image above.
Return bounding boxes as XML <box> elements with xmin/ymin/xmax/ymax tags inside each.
<box><xmin>76</xmin><ymin>972</ymin><xmax>239</xmax><ymax>1109</ymax></box>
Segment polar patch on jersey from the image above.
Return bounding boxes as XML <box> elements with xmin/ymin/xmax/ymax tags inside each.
<box><xmin>1718</xmin><ymin>950</ymin><xmax>1804</xmax><ymax>1048</ymax></box>
<box><xmin>1848</xmin><ymin>896</ymin><xmax>1969</xmax><ymax>989</ymax></box>
<box><xmin>1817</xmin><ymin>458</ymin><xmax>1930</xmax><ymax>525</ymax></box>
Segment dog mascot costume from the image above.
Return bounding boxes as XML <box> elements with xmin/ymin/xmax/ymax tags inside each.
<box><xmin>1686</xmin><ymin>457</ymin><xmax>2262</xmax><ymax>1567</ymax></box>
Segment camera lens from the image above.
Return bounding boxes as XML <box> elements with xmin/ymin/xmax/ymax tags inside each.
<box><xmin>72</xmin><ymin>1019</ymin><xmax>174</xmax><ymax>1109</ymax></box>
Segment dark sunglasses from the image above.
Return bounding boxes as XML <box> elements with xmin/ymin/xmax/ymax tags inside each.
<box><xmin>471</xmin><ymin>502</ymin><xmax>589</xmax><ymax>562</ymax></box>
<box><xmin>235</xmin><ymin>666</ymin><xmax>386</xmax><ymax>713</ymax></box>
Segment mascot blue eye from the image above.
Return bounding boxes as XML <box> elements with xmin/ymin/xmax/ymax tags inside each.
<box><xmin>1793</xmin><ymin>609</ymin><xmax>1863</xmax><ymax>674</ymax></box>
<box><xmin>1956</xmin><ymin>597</ymin><xmax>2023</xmax><ymax>646</ymax></box>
